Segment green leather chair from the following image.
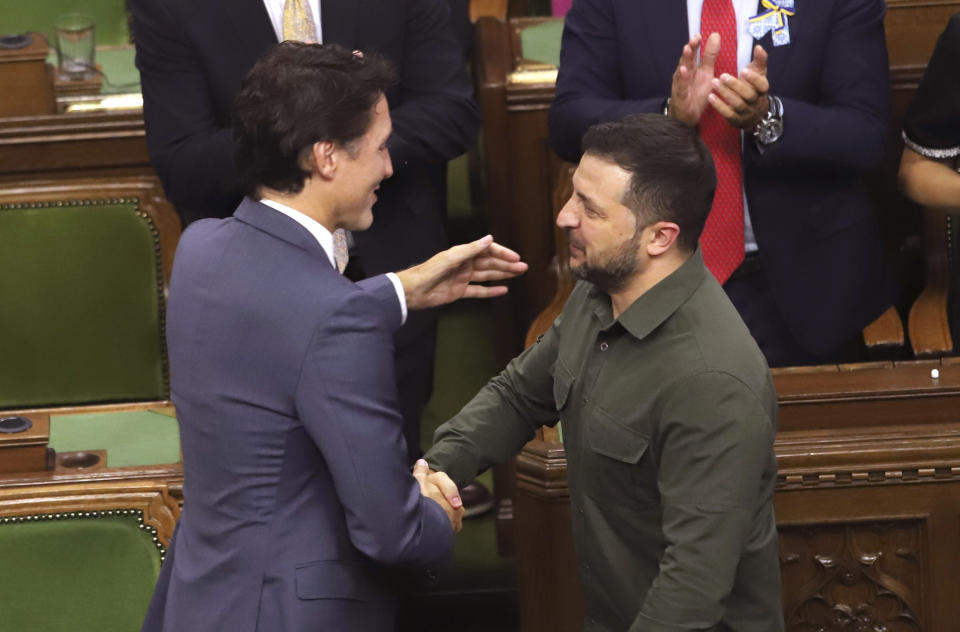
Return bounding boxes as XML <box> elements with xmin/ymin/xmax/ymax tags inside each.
<box><xmin>0</xmin><ymin>479</ymin><xmax>178</xmax><ymax>632</ymax></box>
<box><xmin>0</xmin><ymin>189</ymin><xmax>169</xmax><ymax>409</ymax></box>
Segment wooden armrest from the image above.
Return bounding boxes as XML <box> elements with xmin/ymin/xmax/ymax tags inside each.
<box><xmin>908</xmin><ymin>205</ymin><xmax>954</xmax><ymax>357</ymax></box>
<box><xmin>862</xmin><ymin>305</ymin><xmax>905</xmax><ymax>350</ymax></box>
<box><xmin>470</xmin><ymin>0</ymin><xmax>508</xmax><ymax>21</ymax></box>
<box><xmin>909</xmin><ymin>251</ymin><xmax>953</xmax><ymax>356</ymax></box>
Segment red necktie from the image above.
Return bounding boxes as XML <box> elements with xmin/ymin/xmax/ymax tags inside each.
<box><xmin>698</xmin><ymin>0</ymin><xmax>744</xmax><ymax>284</ymax></box>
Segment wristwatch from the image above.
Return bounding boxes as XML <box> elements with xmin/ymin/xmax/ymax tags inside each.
<box><xmin>752</xmin><ymin>95</ymin><xmax>784</xmax><ymax>145</ymax></box>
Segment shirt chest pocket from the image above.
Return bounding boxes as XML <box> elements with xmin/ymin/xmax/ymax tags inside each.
<box><xmin>584</xmin><ymin>407</ymin><xmax>659</xmax><ymax>508</ymax></box>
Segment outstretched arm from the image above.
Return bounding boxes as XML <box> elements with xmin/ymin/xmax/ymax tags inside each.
<box><xmin>395</xmin><ymin>235</ymin><xmax>528</xmax><ymax>310</ymax></box>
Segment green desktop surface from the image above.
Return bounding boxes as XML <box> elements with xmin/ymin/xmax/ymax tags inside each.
<box><xmin>49</xmin><ymin>410</ymin><xmax>180</xmax><ymax>467</ymax></box>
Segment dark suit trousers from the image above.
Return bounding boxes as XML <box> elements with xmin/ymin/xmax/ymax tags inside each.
<box><xmin>724</xmin><ymin>255</ymin><xmax>865</xmax><ymax>368</ymax></box>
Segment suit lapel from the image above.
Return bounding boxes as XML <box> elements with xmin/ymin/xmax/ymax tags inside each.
<box><xmin>220</xmin><ymin>0</ymin><xmax>277</xmax><ymax>67</ymax></box>
<box><xmin>321</xmin><ymin>0</ymin><xmax>361</xmax><ymax>49</ymax></box>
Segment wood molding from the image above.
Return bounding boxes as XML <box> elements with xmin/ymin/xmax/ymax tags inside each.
<box><xmin>0</xmin><ymin>478</ymin><xmax>180</xmax><ymax>548</ymax></box>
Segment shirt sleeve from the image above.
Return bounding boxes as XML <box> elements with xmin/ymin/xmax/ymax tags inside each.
<box><xmin>424</xmin><ymin>314</ymin><xmax>563</xmax><ymax>488</ymax></box>
<box><xmin>903</xmin><ymin>13</ymin><xmax>960</xmax><ymax>159</ymax></box>
<box><xmin>384</xmin><ymin>272</ymin><xmax>408</xmax><ymax>324</ymax></box>
<box><xmin>632</xmin><ymin>371</ymin><xmax>777</xmax><ymax>631</ymax></box>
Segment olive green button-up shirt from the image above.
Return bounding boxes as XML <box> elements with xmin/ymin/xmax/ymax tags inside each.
<box><xmin>426</xmin><ymin>251</ymin><xmax>783</xmax><ymax>631</ymax></box>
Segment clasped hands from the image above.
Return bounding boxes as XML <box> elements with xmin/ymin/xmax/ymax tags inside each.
<box><xmin>669</xmin><ymin>32</ymin><xmax>770</xmax><ymax>132</ymax></box>
<box><xmin>413</xmin><ymin>459</ymin><xmax>465</xmax><ymax>532</ymax></box>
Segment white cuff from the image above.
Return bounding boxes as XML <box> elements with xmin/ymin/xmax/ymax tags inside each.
<box><xmin>385</xmin><ymin>272</ymin><xmax>408</xmax><ymax>325</ymax></box>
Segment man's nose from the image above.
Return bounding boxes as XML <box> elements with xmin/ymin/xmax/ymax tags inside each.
<box><xmin>384</xmin><ymin>150</ymin><xmax>394</xmax><ymax>179</ymax></box>
<box><xmin>556</xmin><ymin>198</ymin><xmax>578</xmax><ymax>228</ymax></box>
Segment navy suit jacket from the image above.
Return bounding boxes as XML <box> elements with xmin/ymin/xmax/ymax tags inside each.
<box><xmin>549</xmin><ymin>0</ymin><xmax>895</xmax><ymax>355</ymax></box>
<box><xmin>141</xmin><ymin>199</ymin><xmax>454</xmax><ymax>632</ymax></box>
<box><xmin>129</xmin><ymin>0</ymin><xmax>478</xmax><ymax>277</ymax></box>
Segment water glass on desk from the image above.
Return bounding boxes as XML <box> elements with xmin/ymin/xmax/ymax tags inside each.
<box><xmin>54</xmin><ymin>14</ymin><xmax>95</xmax><ymax>81</ymax></box>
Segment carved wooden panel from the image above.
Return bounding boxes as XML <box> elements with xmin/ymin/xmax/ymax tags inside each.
<box><xmin>780</xmin><ymin>521</ymin><xmax>924</xmax><ymax>632</ymax></box>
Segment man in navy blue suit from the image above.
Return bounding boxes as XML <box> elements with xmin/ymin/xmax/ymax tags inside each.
<box><xmin>141</xmin><ymin>43</ymin><xmax>525</xmax><ymax>632</ymax></box>
<box><xmin>549</xmin><ymin>0</ymin><xmax>895</xmax><ymax>367</ymax></box>
<box><xmin>129</xmin><ymin>0</ymin><xmax>478</xmax><ymax>469</ymax></box>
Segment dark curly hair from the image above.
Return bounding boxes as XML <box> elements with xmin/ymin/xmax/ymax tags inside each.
<box><xmin>233</xmin><ymin>41</ymin><xmax>397</xmax><ymax>196</ymax></box>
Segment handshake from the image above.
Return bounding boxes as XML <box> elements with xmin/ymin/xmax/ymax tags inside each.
<box><xmin>412</xmin><ymin>459</ymin><xmax>467</xmax><ymax>532</ymax></box>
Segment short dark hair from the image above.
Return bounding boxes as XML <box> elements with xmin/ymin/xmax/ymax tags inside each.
<box><xmin>233</xmin><ymin>42</ymin><xmax>397</xmax><ymax>196</ymax></box>
<box><xmin>581</xmin><ymin>114</ymin><xmax>717</xmax><ymax>252</ymax></box>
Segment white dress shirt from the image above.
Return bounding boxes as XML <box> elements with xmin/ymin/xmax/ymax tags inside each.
<box><xmin>260</xmin><ymin>198</ymin><xmax>408</xmax><ymax>323</ymax></box>
<box><xmin>262</xmin><ymin>0</ymin><xmax>323</xmax><ymax>43</ymax></box>
<box><xmin>686</xmin><ymin>0</ymin><xmax>761</xmax><ymax>252</ymax></box>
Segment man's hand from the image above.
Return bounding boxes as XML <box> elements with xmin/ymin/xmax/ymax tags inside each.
<box><xmin>669</xmin><ymin>33</ymin><xmax>722</xmax><ymax>126</ymax></box>
<box><xmin>413</xmin><ymin>459</ymin><xmax>464</xmax><ymax>533</ymax></box>
<box><xmin>708</xmin><ymin>45</ymin><xmax>770</xmax><ymax>131</ymax></box>
<box><xmin>396</xmin><ymin>235</ymin><xmax>528</xmax><ymax>310</ymax></box>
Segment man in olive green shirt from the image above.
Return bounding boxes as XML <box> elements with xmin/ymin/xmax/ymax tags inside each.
<box><xmin>424</xmin><ymin>114</ymin><xmax>783</xmax><ymax>631</ymax></box>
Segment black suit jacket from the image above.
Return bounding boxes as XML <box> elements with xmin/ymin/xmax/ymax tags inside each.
<box><xmin>548</xmin><ymin>0</ymin><xmax>896</xmax><ymax>355</ymax></box>
<box><xmin>129</xmin><ymin>0</ymin><xmax>479</xmax><ymax>276</ymax></box>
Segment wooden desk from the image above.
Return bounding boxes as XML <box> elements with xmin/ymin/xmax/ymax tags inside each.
<box><xmin>0</xmin><ymin>401</ymin><xmax>183</xmax><ymax>504</ymax></box>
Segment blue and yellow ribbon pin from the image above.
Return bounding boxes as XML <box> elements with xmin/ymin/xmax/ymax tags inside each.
<box><xmin>748</xmin><ymin>0</ymin><xmax>795</xmax><ymax>47</ymax></box>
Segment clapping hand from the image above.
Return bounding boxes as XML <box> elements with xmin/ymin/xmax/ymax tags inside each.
<box><xmin>669</xmin><ymin>33</ymin><xmax>722</xmax><ymax>126</ymax></box>
<box><xmin>708</xmin><ymin>45</ymin><xmax>770</xmax><ymax>131</ymax></box>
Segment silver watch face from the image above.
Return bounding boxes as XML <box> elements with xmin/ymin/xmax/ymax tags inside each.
<box><xmin>756</xmin><ymin>118</ymin><xmax>783</xmax><ymax>145</ymax></box>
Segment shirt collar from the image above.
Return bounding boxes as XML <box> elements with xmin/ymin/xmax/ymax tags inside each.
<box><xmin>259</xmin><ymin>198</ymin><xmax>337</xmax><ymax>270</ymax></box>
<box><xmin>588</xmin><ymin>248</ymin><xmax>708</xmax><ymax>340</ymax></box>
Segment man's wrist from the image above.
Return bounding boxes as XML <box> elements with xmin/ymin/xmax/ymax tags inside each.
<box><xmin>752</xmin><ymin>95</ymin><xmax>784</xmax><ymax>146</ymax></box>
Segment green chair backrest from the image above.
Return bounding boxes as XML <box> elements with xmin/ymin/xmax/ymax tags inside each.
<box><xmin>0</xmin><ymin>199</ymin><xmax>168</xmax><ymax>409</ymax></box>
<box><xmin>0</xmin><ymin>509</ymin><xmax>163</xmax><ymax>632</ymax></box>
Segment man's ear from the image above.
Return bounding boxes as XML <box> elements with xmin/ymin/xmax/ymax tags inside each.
<box><xmin>645</xmin><ymin>221</ymin><xmax>680</xmax><ymax>256</ymax></box>
<box><xmin>310</xmin><ymin>141</ymin><xmax>338</xmax><ymax>179</ymax></box>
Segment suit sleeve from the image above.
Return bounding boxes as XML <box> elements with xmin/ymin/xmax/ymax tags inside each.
<box><xmin>295</xmin><ymin>287</ymin><xmax>453</xmax><ymax>567</ymax></box>
<box><xmin>748</xmin><ymin>0</ymin><xmax>890</xmax><ymax>170</ymax></box>
<box><xmin>129</xmin><ymin>0</ymin><xmax>242</xmax><ymax>217</ymax></box>
<box><xmin>631</xmin><ymin>372</ymin><xmax>776</xmax><ymax>631</ymax></box>
<box><xmin>424</xmin><ymin>315</ymin><xmax>561</xmax><ymax>489</ymax></box>
<box><xmin>385</xmin><ymin>0</ymin><xmax>480</xmax><ymax>168</ymax></box>
<box><xmin>548</xmin><ymin>0</ymin><xmax>666</xmax><ymax>162</ymax></box>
